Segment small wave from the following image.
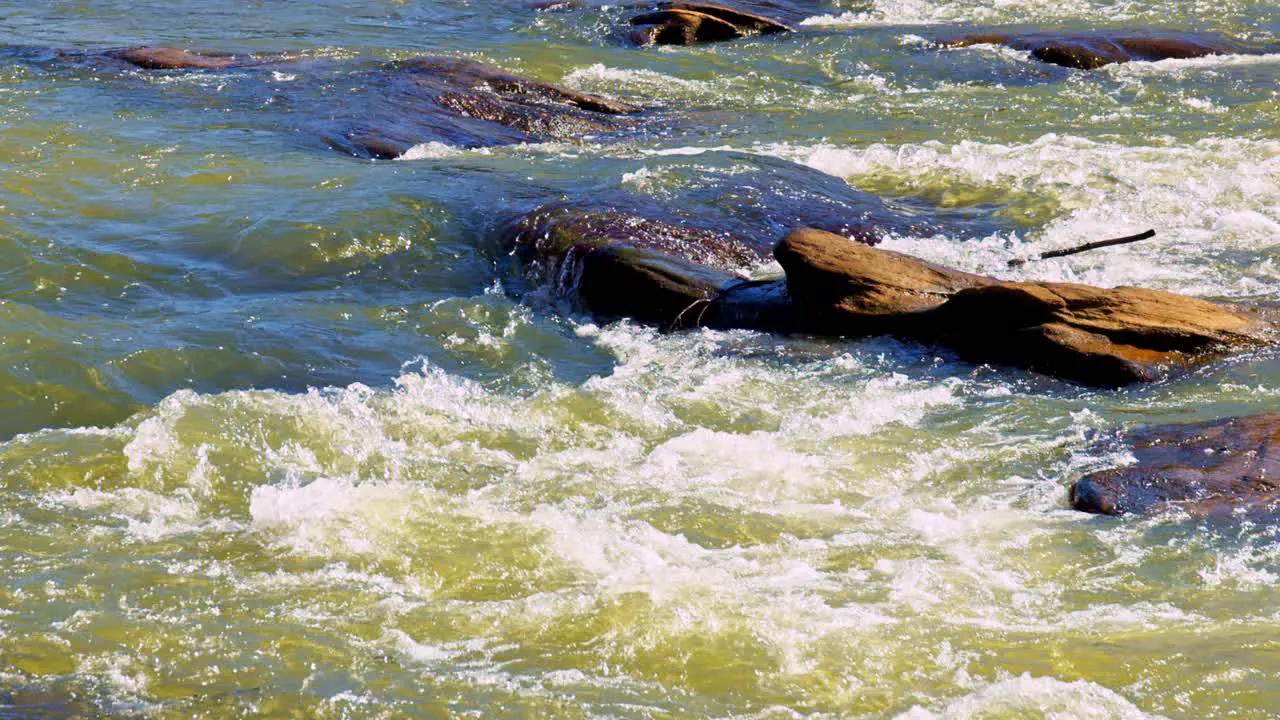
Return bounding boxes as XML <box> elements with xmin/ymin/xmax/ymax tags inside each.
<box><xmin>1107</xmin><ymin>51</ymin><xmax>1280</xmax><ymax>78</ymax></box>
<box><xmin>397</xmin><ymin>141</ymin><xmax>476</xmax><ymax>160</ymax></box>
<box><xmin>895</xmin><ymin>674</ymin><xmax>1166</xmax><ymax>719</ymax></box>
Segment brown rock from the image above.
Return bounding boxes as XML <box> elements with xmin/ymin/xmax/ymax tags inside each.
<box><xmin>934</xmin><ymin>281</ymin><xmax>1268</xmax><ymax>386</ymax></box>
<box><xmin>629</xmin><ymin>2</ymin><xmax>792</xmax><ymax>46</ymax></box>
<box><xmin>774</xmin><ymin>227</ymin><xmax>992</xmax><ymax>333</ymax></box>
<box><xmin>773</xmin><ymin>229</ymin><xmax>1272</xmax><ymax>386</ymax></box>
<box><xmin>1071</xmin><ymin>415</ymin><xmax>1280</xmax><ymax>519</ymax></box>
<box><xmin>938</xmin><ymin>31</ymin><xmax>1256</xmax><ymax>70</ymax></box>
<box><xmin>500</xmin><ymin>215</ymin><xmax>1272</xmax><ymax>385</ymax></box>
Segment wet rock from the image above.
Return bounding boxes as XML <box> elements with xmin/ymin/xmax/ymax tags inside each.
<box><xmin>774</xmin><ymin>227</ymin><xmax>993</xmax><ymax>335</ymax></box>
<box><xmin>934</xmin><ymin>281</ymin><xmax>1268</xmax><ymax>385</ymax></box>
<box><xmin>105</xmin><ymin>46</ymin><xmax>271</xmax><ymax>70</ymax></box>
<box><xmin>496</xmin><ymin>163</ymin><xmax>930</xmax><ymax>328</ymax></box>
<box><xmin>507</xmin><ymin>217</ymin><xmax>1272</xmax><ymax>385</ymax></box>
<box><xmin>325</xmin><ymin>57</ymin><xmax>642</xmax><ymax>158</ymax></box>
<box><xmin>938</xmin><ymin>31</ymin><xmax>1257</xmax><ymax>70</ymax></box>
<box><xmin>501</xmin><ymin>204</ymin><xmax>762</xmax><ymax>324</ymax></box>
<box><xmin>628</xmin><ymin>2</ymin><xmax>793</xmax><ymax>46</ymax></box>
<box><xmin>1071</xmin><ymin>414</ymin><xmax>1280</xmax><ymax>518</ymax></box>
<box><xmin>779</xmin><ymin>229</ymin><xmax>1272</xmax><ymax>386</ymax></box>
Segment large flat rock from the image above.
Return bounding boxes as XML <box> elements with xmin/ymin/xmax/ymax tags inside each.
<box><xmin>777</xmin><ymin>229</ymin><xmax>1272</xmax><ymax>386</ymax></box>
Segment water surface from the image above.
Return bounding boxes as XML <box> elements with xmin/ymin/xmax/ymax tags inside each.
<box><xmin>1</xmin><ymin>0</ymin><xmax>1279</xmax><ymax>717</ymax></box>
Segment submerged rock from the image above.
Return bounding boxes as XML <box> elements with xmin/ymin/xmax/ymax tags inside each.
<box><xmin>628</xmin><ymin>2</ymin><xmax>793</xmax><ymax>46</ymax></box>
<box><xmin>1071</xmin><ymin>415</ymin><xmax>1280</xmax><ymax>519</ymax></box>
<box><xmin>504</xmin><ymin>216</ymin><xmax>1274</xmax><ymax>385</ymax></box>
<box><xmin>326</xmin><ymin>56</ymin><xmax>641</xmax><ymax>158</ymax></box>
<box><xmin>938</xmin><ymin>31</ymin><xmax>1260</xmax><ymax>70</ymax></box>
<box><xmin>105</xmin><ymin>46</ymin><xmax>274</xmax><ymax>70</ymax></box>
<box><xmin>54</xmin><ymin>48</ymin><xmax>643</xmax><ymax>159</ymax></box>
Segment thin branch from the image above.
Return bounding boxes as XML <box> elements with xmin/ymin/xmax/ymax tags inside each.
<box><xmin>1008</xmin><ymin>229</ymin><xmax>1157</xmax><ymax>268</ymax></box>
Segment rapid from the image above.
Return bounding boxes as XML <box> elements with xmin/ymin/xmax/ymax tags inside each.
<box><xmin>1</xmin><ymin>0</ymin><xmax>1278</xmax><ymax>717</ymax></box>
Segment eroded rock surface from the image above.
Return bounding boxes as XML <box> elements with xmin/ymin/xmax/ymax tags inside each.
<box><xmin>628</xmin><ymin>2</ymin><xmax>793</xmax><ymax>46</ymax></box>
<box><xmin>1071</xmin><ymin>415</ymin><xmax>1280</xmax><ymax>519</ymax></box>
<box><xmin>938</xmin><ymin>31</ymin><xmax>1262</xmax><ymax>69</ymax></box>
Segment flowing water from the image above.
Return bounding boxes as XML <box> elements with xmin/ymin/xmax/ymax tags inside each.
<box><xmin>1</xmin><ymin>0</ymin><xmax>1279</xmax><ymax>717</ymax></box>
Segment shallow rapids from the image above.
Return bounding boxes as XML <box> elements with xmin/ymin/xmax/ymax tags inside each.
<box><xmin>1</xmin><ymin>0</ymin><xmax>1279</xmax><ymax>717</ymax></box>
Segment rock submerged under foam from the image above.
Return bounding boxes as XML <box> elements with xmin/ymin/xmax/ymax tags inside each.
<box><xmin>504</xmin><ymin>214</ymin><xmax>1274</xmax><ymax>387</ymax></box>
<box><xmin>1071</xmin><ymin>414</ymin><xmax>1280</xmax><ymax>519</ymax></box>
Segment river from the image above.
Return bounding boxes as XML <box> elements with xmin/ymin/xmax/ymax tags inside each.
<box><xmin>1</xmin><ymin>0</ymin><xmax>1278</xmax><ymax>717</ymax></box>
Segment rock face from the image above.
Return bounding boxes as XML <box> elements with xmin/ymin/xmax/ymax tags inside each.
<box><xmin>628</xmin><ymin>2</ymin><xmax>793</xmax><ymax>46</ymax></box>
<box><xmin>1071</xmin><ymin>415</ymin><xmax>1280</xmax><ymax>519</ymax></box>
<box><xmin>938</xmin><ymin>31</ymin><xmax>1257</xmax><ymax>69</ymax></box>
<box><xmin>505</xmin><ymin>219</ymin><xmax>1273</xmax><ymax>386</ymax></box>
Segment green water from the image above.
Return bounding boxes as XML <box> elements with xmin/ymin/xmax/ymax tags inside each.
<box><xmin>1</xmin><ymin>0</ymin><xmax>1279</xmax><ymax>717</ymax></box>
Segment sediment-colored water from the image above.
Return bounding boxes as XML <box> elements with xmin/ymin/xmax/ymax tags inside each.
<box><xmin>1</xmin><ymin>0</ymin><xmax>1278</xmax><ymax>717</ymax></box>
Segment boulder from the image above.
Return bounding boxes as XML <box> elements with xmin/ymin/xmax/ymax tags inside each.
<box><xmin>500</xmin><ymin>204</ymin><xmax>760</xmax><ymax>324</ymax></box>
<box><xmin>931</xmin><ymin>281</ymin><xmax>1268</xmax><ymax>386</ymax></box>
<box><xmin>938</xmin><ymin>31</ymin><xmax>1258</xmax><ymax>70</ymax></box>
<box><xmin>1071</xmin><ymin>415</ymin><xmax>1280</xmax><ymax>519</ymax></box>
<box><xmin>628</xmin><ymin>2</ymin><xmax>793</xmax><ymax>46</ymax></box>
<box><xmin>777</xmin><ymin>229</ymin><xmax>1272</xmax><ymax>386</ymax></box>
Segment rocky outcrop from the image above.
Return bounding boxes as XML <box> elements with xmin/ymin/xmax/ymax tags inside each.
<box><xmin>1071</xmin><ymin>415</ymin><xmax>1280</xmax><ymax>519</ymax></box>
<box><xmin>932</xmin><ymin>282</ymin><xmax>1264</xmax><ymax>385</ymax></box>
<box><xmin>504</xmin><ymin>217</ymin><xmax>1273</xmax><ymax>386</ymax></box>
<box><xmin>628</xmin><ymin>2</ymin><xmax>793</xmax><ymax>46</ymax></box>
<box><xmin>776</xmin><ymin>229</ymin><xmax>1271</xmax><ymax>386</ymax></box>
<box><xmin>938</xmin><ymin>31</ymin><xmax>1260</xmax><ymax>70</ymax></box>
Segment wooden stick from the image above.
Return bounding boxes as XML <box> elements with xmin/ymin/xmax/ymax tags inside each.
<box><xmin>1007</xmin><ymin>229</ymin><xmax>1156</xmax><ymax>268</ymax></box>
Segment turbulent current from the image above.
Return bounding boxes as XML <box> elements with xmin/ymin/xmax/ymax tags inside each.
<box><xmin>1</xmin><ymin>0</ymin><xmax>1279</xmax><ymax>717</ymax></box>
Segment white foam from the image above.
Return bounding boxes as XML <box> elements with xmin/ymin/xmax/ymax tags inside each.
<box><xmin>563</xmin><ymin>64</ymin><xmax>711</xmax><ymax>102</ymax></box>
<box><xmin>895</xmin><ymin>674</ymin><xmax>1166</xmax><ymax>719</ymax></box>
<box><xmin>397</xmin><ymin>141</ymin><xmax>474</xmax><ymax>160</ymax></box>
<box><xmin>756</xmin><ymin>135</ymin><xmax>1280</xmax><ymax>296</ymax></box>
<box><xmin>1107</xmin><ymin>52</ymin><xmax>1280</xmax><ymax>79</ymax></box>
<box><xmin>802</xmin><ymin>0</ymin><xmax>1094</xmax><ymax>26</ymax></box>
